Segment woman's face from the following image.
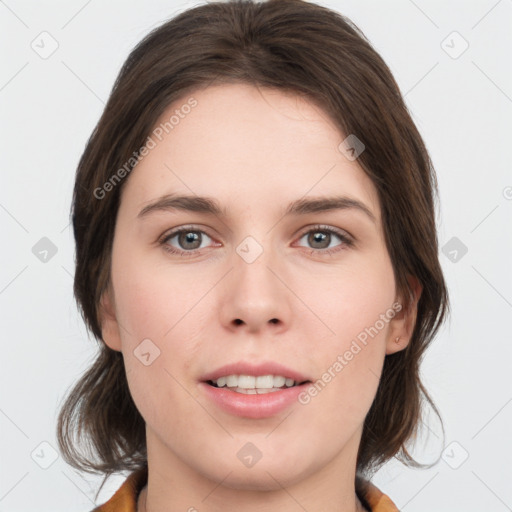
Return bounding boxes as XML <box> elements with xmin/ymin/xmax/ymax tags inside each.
<box><xmin>100</xmin><ymin>83</ymin><xmax>415</xmax><ymax>492</ymax></box>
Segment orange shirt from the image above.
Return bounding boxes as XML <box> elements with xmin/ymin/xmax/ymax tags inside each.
<box><xmin>92</xmin><ymin>466</ymin><xmax>399</xmax><ymax>512</ymax></box>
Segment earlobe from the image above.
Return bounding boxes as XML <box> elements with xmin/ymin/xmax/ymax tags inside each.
<box><xmin>98</xmin><ymin>286</ymin><xmax>122</xmax><ymax>352</ymax></box>
<box><xmin>385</xmin><ymin>275</ymin><xmax>423</xmax><ymax>355</ymax></box>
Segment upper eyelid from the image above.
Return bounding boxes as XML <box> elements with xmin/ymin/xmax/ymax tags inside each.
<box><xmin>296</xmin><ymin>224</ymin><xmax>351</xmax><ymax>238</ymax></box>
<box><xmin>160</xmin><ymin>225</ymin><xmax>214</xmax><ymax>241</ymax></box>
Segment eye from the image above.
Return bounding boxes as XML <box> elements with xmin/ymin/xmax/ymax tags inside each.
<box><xmin>159</xmin><ymin>224</ymin><xmax>354</xmax><ymax>258</ymax></box>
<box><xmin>159</xmin><ymin>226</ymin><xmax>217</xmax><ymax>257</ymax></box>
<box><xmin>295</xmin><ymin>225</ymin><xmax>353</xmax><ymax>256</ymax></box>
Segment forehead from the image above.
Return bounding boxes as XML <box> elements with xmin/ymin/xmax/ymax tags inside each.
<box><xmin>120</xmin><ymin>83</ymin><xmax>380</xmax><ymax>222</ymax></box>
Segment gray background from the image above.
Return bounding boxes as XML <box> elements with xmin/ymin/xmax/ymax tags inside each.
<box><xmin>1</xmin><ymin>0</ymin><xmax>511</xmax><ymax>510</ymax></box>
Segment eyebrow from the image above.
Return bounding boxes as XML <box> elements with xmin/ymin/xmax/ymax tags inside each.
<box><xmin>137</xmin><ymin>193</ymin><xmax>376</xmax><ymax>224</ymax></box>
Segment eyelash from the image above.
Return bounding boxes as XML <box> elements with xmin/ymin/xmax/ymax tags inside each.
<box><xmin>159</xmin><ymin>224</ymin><xmax>354</xmax><ymax>258</ymax></box>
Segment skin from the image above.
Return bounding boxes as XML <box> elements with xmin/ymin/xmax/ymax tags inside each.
<box><xmin>100</xmin><ymin>83</ymin><xmax>421</xmax><ymax>512</ymax></box>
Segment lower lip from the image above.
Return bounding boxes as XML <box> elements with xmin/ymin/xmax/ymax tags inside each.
<box><xmin>199</xmin><ymin>381</ymin><xmax>310</xmax><ymax>419</ymax></box>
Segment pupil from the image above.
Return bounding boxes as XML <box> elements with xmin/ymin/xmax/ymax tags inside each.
<box><xmin>309</xmin><ymin>231</ymin><xmax>329</xmax><ymax>249</ymax></box>
<box><xmin>180</xmin><ymin>231</ymin><xmax>200</xmax><ymax>249</ymax></box>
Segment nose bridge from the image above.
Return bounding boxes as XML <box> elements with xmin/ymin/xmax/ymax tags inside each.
<box><xmin>235</xmin><ymin>233</ymin><xmax>280</xmax><ymax>304</ymax></box>
<box><xmin>219</xmin><ymin>233</ymin><xmax>290</xmax><ymax>331</ymax></box>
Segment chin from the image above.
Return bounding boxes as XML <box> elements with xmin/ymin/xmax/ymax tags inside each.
<box><xmin>216</xmin><ymin>468</ymin><xmax>304</xmax><ymax>492</ymax></box>
<box><xmin>199</xmin><ymin>457</ymin><xmax>312</xmax><ymax>492</ymax></box>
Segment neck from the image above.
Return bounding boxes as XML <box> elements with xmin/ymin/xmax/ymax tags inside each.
<box><xmin>137</xmin><ymin>428</ymin><xmax>367</xmax><ymax>512</ymax></box>
<box><xmin>137</xmin><ymin>486</ymin><xmax>366</xmax><ymax>512</ymax></box>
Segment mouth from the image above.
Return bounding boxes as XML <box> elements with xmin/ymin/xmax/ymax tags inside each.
<box><xmin>199</xmin><ymin>361</ymin><xmax>313</xmax><ymax>417</ymax></box>
<box><xmin>205</xmin><ymin>374</ymin><xmax>311</xmax><ymax>394</ymax></box>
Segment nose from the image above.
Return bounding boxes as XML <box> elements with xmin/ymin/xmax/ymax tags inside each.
<box><xmin>218</xmin><ymin>243</ymin><xmax>292</xmax><ymax>334</ymax></box>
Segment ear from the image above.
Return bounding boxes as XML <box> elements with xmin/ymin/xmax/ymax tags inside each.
<box><xmin>98</xmin><ymin>284</ymin><xmax>122</xmax><ymax>352</ymax></box>
<box><xmin>386</xmin><ymin>274</ymin><xmax>423</xmax><ymax>355</ymax></box>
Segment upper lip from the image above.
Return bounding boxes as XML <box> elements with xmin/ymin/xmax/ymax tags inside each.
<box><xmin>201</xmin><ymin>361</ymin><xmax>311</xmax><ymax>383</ymax></box>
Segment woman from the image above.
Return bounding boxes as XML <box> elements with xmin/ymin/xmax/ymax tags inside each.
<box><xmin>57</xmin><ymin>0</ymin><xmax>449</xmax><ymax>510</ymax></box>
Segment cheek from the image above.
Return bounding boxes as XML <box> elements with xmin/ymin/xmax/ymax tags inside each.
<box><xmin>296</xmin><ymin>255</ymin><xmax>394</xmax><ymax>415</ymax></box>
<box><xmin>111</xmin><ymin>240</ymin><xmax>203</xmax><ymax>340</ymax></box>
<box><xmin>111</xmin><ymin>248</ymin><xmax>208</xmax><ymax>402</ymax></box>
<box><xmin>115</xmin><ymin>275</ymin><xmax>203</xmax><ymax>431</ymax></box>
<box><xmin>303</xmin><ymin>252</ymin><xmax>395</xmax><ymax>347</ymax></box>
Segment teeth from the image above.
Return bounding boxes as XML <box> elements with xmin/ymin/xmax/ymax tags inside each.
<box><xmin>238</xmin><ymin>375</ymin><xmax>256</xmax><ymax>388</ymax></box>
<box><xmin>226</xmin><ymin>375</ymin><xmax>238</xmax><ymax>387</ymax></box>
<box><xmin>211</xmin><ymin>374</ymin><xmax>299</xmax><ymax>389</ymax></box>
<box><xmin>256</xmin><ymin>375</ymin><xmax>274</xmax><ymax>388</ymax></box>
<box><xmin>273</xmin><ymin>375</ymin><xmax>286</xmax><ymax>387</ymax></box>
<box><xmin>236</xmin><ymin>387</ymin><xmax>282</xmax><ymax>394</ymax></box>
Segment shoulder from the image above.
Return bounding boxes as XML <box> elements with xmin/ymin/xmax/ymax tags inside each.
<box><xmin>357</xmin><ymin>478</ymin><xmax>400</xmax><ymax>512</ymax></box>
<box><xmin>90</xmin><ymin>466</ymin><xmax>148</xmax><ymax>512</ymax></box>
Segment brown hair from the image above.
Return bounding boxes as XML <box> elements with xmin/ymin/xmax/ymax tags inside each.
<box><xmin>57</xmin><ymin>0</ymin><xmax>449</xmax><ymax>497</ymax></box>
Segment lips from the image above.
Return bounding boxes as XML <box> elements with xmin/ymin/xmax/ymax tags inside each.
<box><xmin>199</xmin><ymin>361</ymin><xmax>313</xmax><ymax>418</ymax></box>
<box><xmin>199</xmin><ymin>380</ymin><xmax>313</xmax><ymax>419</ymax></box>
